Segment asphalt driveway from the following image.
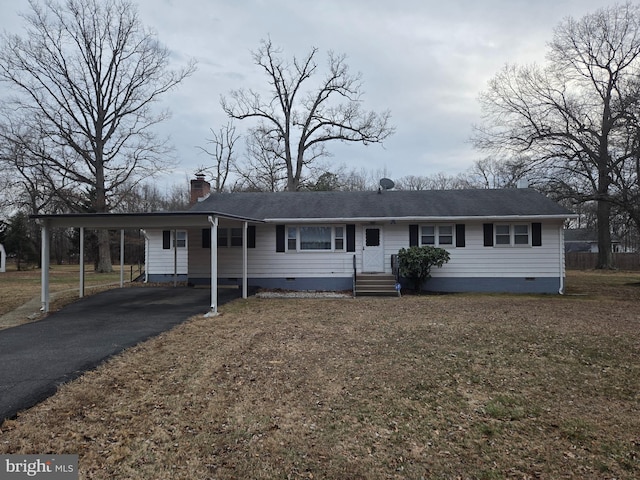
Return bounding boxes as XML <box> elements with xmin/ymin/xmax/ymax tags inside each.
<box><xmin>0</xmin><ymin>286</ymin><xmax>241</xmax><ymax>422</ymax></box>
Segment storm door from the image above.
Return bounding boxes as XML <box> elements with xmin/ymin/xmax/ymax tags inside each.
<box><xmin>362</xmin><ymin>226</ymin><xmax>384</xmax><ymax>272</ymax></box>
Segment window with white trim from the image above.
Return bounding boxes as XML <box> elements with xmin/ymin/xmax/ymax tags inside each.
<box><xmin>495</xmin><ymin>224</ymin><xmax>530</xmax><ymax>246</ymax></box>
<box><xmin>420</xmin><ymin>224</ymin><xmax>454</xmax><ymax>247</ymax></box>
<box><xmin>495</xmin><ymin>225</ymin><xmax>511</xmax><ymax>245</ymax></box>
<box><xmin>175</xmin><ymin>231</ymin><xmax>186</xmax><ymax>248</ymax></box>
<box><xmin>286</xmin><ymin>225</ymin><xmax>346</xmax><ymax>252</ymax></box>
<box><xmin>335</xmin><ymin>226</ymin><xmax>344</xmax><ymax>250</ymax></box>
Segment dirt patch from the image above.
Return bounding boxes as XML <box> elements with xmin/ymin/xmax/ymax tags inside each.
<box><xmin>1</xmin><ymin>276</ymin><xmax>638</xmax><ymax>479</ymax></box>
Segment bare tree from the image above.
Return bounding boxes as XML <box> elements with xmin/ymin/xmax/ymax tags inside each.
<box><xmin>473</xmin><ymin>3</ymin><xmax>640</xmax><ymax>269</ymax></box>
<box><xmin>0</xmin><ymin>123</ymin><xmax>78</xmax><ymax>215</ymax></box>
<box><xmin>114</xmin><ymin>180</ymin><xmax>190</xmax><ymax>213</ymax></box>
<box><xmin>0</xmin><ymin>0</ymin><xmax>196</xmax><ymax>271</ymax></box>
<box><xmin>196</xmin><ymin>122</ymin><xmax>239</xmax><ymax>193</ymax></box>
<box><xmin>221</xmin><ymin>38</ymin><xmax>394</xmax><ymax>191</ymax></box>
<box><xmin>465</xmin><ymin>157</ymin><xmax>532</xmax><ymax>189</ymax></box>
<box><xmin>232</xmin><ymin>129</ymin><xmax>289</xmax><ymax>192</ymax></box>
<box><xmin>394</xmin><ymin>172</ymin><xmax>472</xmax><ymax>191</ymax></box>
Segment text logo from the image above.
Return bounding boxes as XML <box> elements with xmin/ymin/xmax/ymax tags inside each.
<box><xmin>1</xmin><ymin>455</ymin><xmax>78</xmax><ymax>479</ymax></box>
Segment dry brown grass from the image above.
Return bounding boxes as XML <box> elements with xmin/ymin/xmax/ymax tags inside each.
<box><xmin>0</xmin><ymin>271</ymin><xmax>639</xmax><ymax>479</ymax></box>
<box><xmin>0</xmin><ymin>264</ymin><xmax>136</xmax><ymax>317</ymax></box>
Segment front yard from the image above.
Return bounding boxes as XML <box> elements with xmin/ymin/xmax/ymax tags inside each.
<box><xmin>0</xmin><ymin>271</ymin><xmax>639</xmax><ymax>479</ymax></box>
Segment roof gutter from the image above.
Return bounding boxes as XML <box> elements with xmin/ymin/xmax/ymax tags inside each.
<box><xmin>263</xmin><ymin>214</ymin><xmax>578</xmax><ymax>223</ymax></box>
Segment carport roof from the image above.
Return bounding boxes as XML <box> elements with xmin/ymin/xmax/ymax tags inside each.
<box><xmin>31</xmin><ymin>211</ymin><xmax>263</xmax><ymax>229</ymax></box>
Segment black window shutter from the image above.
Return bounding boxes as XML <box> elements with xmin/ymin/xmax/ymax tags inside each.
<box><xmin>409</xmin><ymin>224</ymin><xmax>419</xmax><ymax>247</ymax></box>
<box><xmin>162</xmin><ymin>230</ymin><xmax>171</xmax><ymax>249</ymax></box>
<box><xmin>202</xmin><ymin>228</ymin><xmax>211</xmax><ymax>249</ymax></box>
<box><xmin>276</xmin><ymin>225</ymin><xmax>285</xmax><ymax>252</ymax></box>
<box><xmin>248</xmin><ymin>225</ymin><xmax>256</xmax><ymax>248</ymax></box>
<box><xmin>532</xmin><ymin>222</ymin><xmax>542</xmax><ymax>247</ymax></box>
<box><xmin>483</xmin><ymin>223</ymin><xmax>494</xmax><ymax>247</ymax></box>
<box><xmin>455</xmin><ymin>224</ymin><xmax>466</xmax><ymax>247</ymax></box>
<box><xmin>346</xmin><ymin>224</ymin><xmax>356</xmax><ymax>252</ymax></box>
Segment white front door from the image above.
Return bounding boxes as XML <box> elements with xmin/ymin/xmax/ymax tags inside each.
<box><xmin>362</xmin><ymin>226</ymin><xmax>384</xmax><ymax>272</ymax></box>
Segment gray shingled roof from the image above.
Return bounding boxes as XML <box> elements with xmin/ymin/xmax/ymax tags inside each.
<box><xmin>189</xmin><ymin>189</ymin><xmax>573</xmax><ymax>220</ymax></box>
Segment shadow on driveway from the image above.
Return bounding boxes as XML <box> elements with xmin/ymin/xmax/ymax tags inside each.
<box><xmin>0</xmin><ymin>286</ymin><xmax>241</xmax><ymax>423</ymax></box>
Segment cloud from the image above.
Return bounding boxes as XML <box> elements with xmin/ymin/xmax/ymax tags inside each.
<box><xmin>0</xmin><ymin>0</ymin><xmax>616</xmax><ymax>187</ymax></box>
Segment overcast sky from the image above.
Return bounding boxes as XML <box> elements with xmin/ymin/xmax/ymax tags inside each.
<box><xmin>0</xmin><ymin>0</ymin><xmax>617</xmax><ymax>188</ymax></box>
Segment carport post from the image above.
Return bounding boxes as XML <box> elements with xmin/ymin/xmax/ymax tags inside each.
<box><xmin>40</xmin><ymin>221</ymin><xmax>50</xmax><ymax>313</ymax></box>
<box><xmin>79</xmin><ymin>227</ymin><xmax>85</xmax><ymax>298</ymax></box>
<box><xmin>206</xmin><ymin>216</ymin><xmax>219</xmax><ymax>316</ymax></box>
<box><xmin>173</xmin><ymin>229</ymin><xmax>178</xmax><ymax>288</ymax></box>
<box><xmin>120</xmin><ymin>229</ymin><xmax>125</xmax><ymax>288</ymax></box>
<box><xmin>242</xmin><ymin>221</ymin><xmax>248</xmax><ymax>299</ymax></box>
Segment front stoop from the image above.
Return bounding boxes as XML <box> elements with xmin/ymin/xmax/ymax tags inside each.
<box><xmin>355</xmin><ymin>273</ymin><xmax>400</xmax><ymax>297</ymax></box>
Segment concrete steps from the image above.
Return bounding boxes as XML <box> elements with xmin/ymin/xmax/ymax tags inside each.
<box><xmin>355</xmin><ymin>273</ymin><xmax>399</xmax><ymax>297</ymax></box>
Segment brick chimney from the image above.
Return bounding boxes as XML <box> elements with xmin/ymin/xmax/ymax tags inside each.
<box><xmin>190</xmin><ymin>173</ymin><xmax>211</xmax><ymax>205</ymax></box>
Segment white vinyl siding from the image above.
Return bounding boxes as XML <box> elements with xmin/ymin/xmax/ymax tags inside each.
<box><xmin>145</xmin><ymin>230</ymin><xmax>188</xmax><ymax>275</ymax></box>
<box><xmin>185</xmin><ymin>220</ymin><xmax>564</xmax><ymax>281</ymax></box>
<box><xmin>386</xmin><ymin>222</ymin><xmax>563</xmax><ymax>279</ymax></box>
<box><xmin>188</xmin><ymin>224</ymin><xmax>354</xmax><ymax>280</ymax></box>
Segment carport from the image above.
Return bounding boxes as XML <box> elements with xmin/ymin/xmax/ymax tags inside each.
<box><xmin>31</xmin><ymin>211</ymin><xmax>263</xmax><ymax>315</ymax></box>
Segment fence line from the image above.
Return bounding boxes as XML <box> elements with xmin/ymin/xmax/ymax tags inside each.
<box><xmin>566</xmin><ymin>252</ymin><xmax>640</xmax><ymax>270</ymax></box>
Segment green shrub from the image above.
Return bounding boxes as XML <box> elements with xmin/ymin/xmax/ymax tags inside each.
<box><xmin>397</xmin><ymin>246</ymin><xmax>450</xmax><ymax>293</ymax></box>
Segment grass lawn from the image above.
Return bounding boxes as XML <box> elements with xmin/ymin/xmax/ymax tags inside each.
<box><xmin>0</xmin><ymin>264</ymin><xmax>138</xmax><ymax>317</ymax></box>
<box><xmin>0</xmin><ymin>271</ymin><xmax>639</xmax><ymax>479</ymax></box>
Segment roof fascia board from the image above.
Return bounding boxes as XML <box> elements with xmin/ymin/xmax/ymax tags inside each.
<box><xmin>263</xmin><ymin>214</ymin><xmax>577</xmax><ymax>223</ymax></box>
<box><xmin>31</xmin><ymin>212</ymin><xmax>263</xmax><ymax>229</ymax></box>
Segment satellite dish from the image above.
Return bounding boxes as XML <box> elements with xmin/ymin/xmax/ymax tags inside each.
<box><xmin>379</xmin><ymin>178</ymin><xmax>395</xmax><ymax>190</ymax></box>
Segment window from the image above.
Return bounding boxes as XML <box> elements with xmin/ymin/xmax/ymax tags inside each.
<box><xmin>439</xmin><ymin>225</ymin><xmax>453</xmax><ymax>245</ymax></box>
<box><xmin>163</xmin><ymin>230</ymin><xmax>186</xmax><ymax>249</ymax></box>
<box><xmin>288</xmin><ymin>227</ymin><xmax>297</xmax><ymax>250</ymax></box>
<box><xmin>420</xmin><ymin>225</ymin><xmax>454</xmax><ymax>247</ymax></box>
<box><xmin>286</xmin><ymin>225</ymin><xmax>346</xmax><ymax>252</ymax></box>
<box><xmin>494</xmin><ymin>224</ymin><xmax>530</xmax><ymax>246</ymax></box>
<box><xmin>335</xmin><ymin>226</ymin><xmax>344</xmax><ymax>250</ymax></box>
<box><xmin>217</xmin><ymin>228</ymin><xmax>228</xmax><ymax>247</ymax></box>
<box><xmin>300</xmin><ymin>226</ymin><xmax>332</xmax><ymax>250</ymax></box>
<box><xmin>495</xmin><ymin>225</ymin><xmax>511</xmax><ymax>245</ymax></box>
<box><xmin>421</xmin><ymin>226</ymin><xmax>435</xmax><ymax>245</ymax></box>
<box><xmin>217</xmin><ymin>228</ymin><xmax>244</xmax><ymax>248</ymax></box>
<box><xmin>175</xmin><ymin>231</ymin><xmax>186</xmax><ymax>248</ymax></box>
<box><xmin>230</xmin><ymin>228</ymin><xmax>243</xmax><ymax>247</ymax></box>
<box><xmin>365</xmin><ymin>228</ymin><xmax>380</xmax><ymax>247</ymax></box>
<box><xmin>514</xmin><ymin>224</ymin><xmax>529</xmax><ymax>245</ymax></box>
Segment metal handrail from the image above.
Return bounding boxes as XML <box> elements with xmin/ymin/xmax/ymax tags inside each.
<box><xmin>391</xmin><ymin>254</ymin><xmax>401</xmax><ymax>297</ymax></box>
<box><xmin>391</xmin><ymin>254</ymin><xmax>399</xmax><ymax>281</ymax></box>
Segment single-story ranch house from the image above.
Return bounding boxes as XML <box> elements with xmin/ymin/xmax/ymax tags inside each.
<box><xmin>32</xmin><ymin>177</ymin><xmax>575</xmax><ymax>314</ymax></box>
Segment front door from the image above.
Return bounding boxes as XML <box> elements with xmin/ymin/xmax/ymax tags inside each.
<box><xmin>362</xmin><ymin>226</ymin><xmax>384</xmax><ymax>272</ymax></box>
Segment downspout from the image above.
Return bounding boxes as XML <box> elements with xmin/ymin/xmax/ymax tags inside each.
<box><xmin>242</xmin><ymin>221</ymin><xmax>248</xmax><ymax>299</ymax></box>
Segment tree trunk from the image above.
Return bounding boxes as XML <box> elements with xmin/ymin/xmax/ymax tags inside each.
<box><xmin>596</xmin><ymin>199</ymin><xmax>614</xmax><ymax>269</ymax></box>
<box><xmin>95</xmin><ymin>230</ymin><xmax>113</xmax><ymax>273</ymax></box>
<box><xmin>93</xmin><ymin>152</ymin><xmax>113</xmax><ymax>273</ymax></box>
